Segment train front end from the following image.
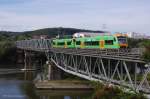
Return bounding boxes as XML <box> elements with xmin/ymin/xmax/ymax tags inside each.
<box><xmin>117</xmin><ymin>36</ymin><xmax>128</xmax><ymax>48</ymax></box>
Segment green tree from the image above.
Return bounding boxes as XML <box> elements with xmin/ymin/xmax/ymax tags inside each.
<box><xmin>142</xmin><ymin>40</ymin><xmax>150</xmax><ymax>62</ymax></box>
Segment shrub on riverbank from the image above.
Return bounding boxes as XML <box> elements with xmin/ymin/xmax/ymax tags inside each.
<box><xmin>0</xmin><ymin>41</ymin><xmax>17</xmax><ymax>64</ymax></box>
<box><xmin>91</xmin><ymin>81</ymin><xmax>147</xmax><ymax>99</ymax></box>
<box><xmin>128</xmin><ymin>38</ymin><xmax>150</xmax><ymax>62</ymax></box>
<box><xmin>142</xmin><ymin>40</ymin><xmax>150</xmax><ymax>62</ymax></box>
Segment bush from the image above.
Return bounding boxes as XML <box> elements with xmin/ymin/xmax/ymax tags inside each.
<box><xmin>92</xmin><ymin>82</ymin><xmax>147</xmax><ymax>99</ymax></box>
<box><xmin>142</xmin><ymin>40</ymin><xmax>150</xmax><ymax>62</ymax></box>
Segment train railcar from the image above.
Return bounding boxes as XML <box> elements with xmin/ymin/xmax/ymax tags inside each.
<box><xmin>52</xmin><ymin>35</ymin><xmax>128</xmax><ymax>49</ymax></box>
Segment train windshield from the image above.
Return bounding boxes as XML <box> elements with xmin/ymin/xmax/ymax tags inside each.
<box><xmin>117</xmin><ymin>36</ymin><xmax>127</xmax><ymax>44</ymax></box>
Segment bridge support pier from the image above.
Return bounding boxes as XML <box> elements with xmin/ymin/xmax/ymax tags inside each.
<box><xmin>16</xmin><ymin>49</ymin><xmax>24</xmax><ymax>64</ymax></box>
<box><xmin>47</xmin><ymin>61</ymin><xmax>62</xmax><ymax>80</ymax></box>
<box><xmin>24</xmin><ymin>50</ymin><xmax>34</xmax><ymax>70</ymax></box>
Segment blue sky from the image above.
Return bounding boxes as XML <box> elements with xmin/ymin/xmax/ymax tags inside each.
<box><xmin>0</xmin><ymin>0</ymin><xmax>150</xmax><ymax>34</ymax></box>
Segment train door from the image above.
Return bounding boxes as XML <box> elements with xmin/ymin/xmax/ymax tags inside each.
<box><xmin>80</xmin><ymin>41</ymin><xmax>84</xmax><ymax>48</ymax></box>
<box><xmin>72</xmin><ymin>38</ymin><xmax>76</xmax><ymax>48</ymax></box>
<box><xmin>64</xmin><ymin>41</ymin><xmax>67</xmax><ymax>48</ymax></box>
<box><xmin>100</xmin><ymin>40</ymin><xmax>104</xmax><ymax>48</ymax></box>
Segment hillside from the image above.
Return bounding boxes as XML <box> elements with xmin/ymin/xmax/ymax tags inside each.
<box><xmin>0</xmin><ymin>27</ymin><xmax>106</xmax><ymax>40</ymax></box>
<box><xmin>21</xmin><ymin>27</ymin><xmax>107</xmax><ymax>38</ymax></box>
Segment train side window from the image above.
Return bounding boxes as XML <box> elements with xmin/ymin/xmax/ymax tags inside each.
<box><xmin>85</xmin><ymin>41</ymin><xmax>91</xmax><ymax>45</ymax></box>
<box><xmin>67</xmin><ymin>42</ymin><xmax>71</xmax><ymax>45</ymax></box>
<box><xmin>91</xmin><ymin>41</ymin><xmax>99</xmax><ymax>45</ymax></box>
<box><xmin>105</xmin><ymin>40</ymin><xmax>113</xmax><ymax>45</ymax></box>
<box><xmin>76</xmin><ymin>41</ymin><xmax>81</xmax><ymax>45</ymax></box>
<box><xmin>58</xmin><ymin>42</ymin><xmax>65</xmax><ymax>45</ymax></box>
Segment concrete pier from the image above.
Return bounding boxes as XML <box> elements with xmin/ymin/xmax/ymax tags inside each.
<box><xmin>35</xmin><ymin>80</ymin><xmax>93</xmax><ymax>90</ymax></box>
<box><xmin>47</xmin><ymin>61</ymin><xmax>62</xmax><ymax>80</ymax></box>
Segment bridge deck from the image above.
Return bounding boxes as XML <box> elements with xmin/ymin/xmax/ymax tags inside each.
<box><xmin>50</xmin><ymin>48</ymin><xmax>145</xmax><ymax>63</ymax></box>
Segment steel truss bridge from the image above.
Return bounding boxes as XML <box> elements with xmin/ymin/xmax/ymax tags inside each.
<box><xmin>16</xmin><ymin>39</ymin><xmax>150</xmax><ymax>93</ymax></box>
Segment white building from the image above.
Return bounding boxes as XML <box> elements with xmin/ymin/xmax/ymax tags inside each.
<box><xmin>126</xmin><ymin>32</ymin><xmax>147</xmax><ymax>39</ymax></box>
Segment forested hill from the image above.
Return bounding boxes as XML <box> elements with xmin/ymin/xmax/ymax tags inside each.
<box><xmin>23</xmin><ymin>27</ymin><xmax>106</xmax><ymax>36</ymax></box>
<box><xmin>0</xmin><ymin>27</ymin><xmax>107</xmax><ymax>40</ymax></box>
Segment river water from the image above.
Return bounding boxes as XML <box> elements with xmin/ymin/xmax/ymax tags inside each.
<box><xmin>0</xmin><ymin>68</ymin><xmax>93</xmax><ymax>99</ymax></box>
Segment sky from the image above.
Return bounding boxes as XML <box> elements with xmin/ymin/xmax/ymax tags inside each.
<box><xmin>0</xmin><ymin>0</ymin><xmax>150</xmax><ymax>34</ymax></box>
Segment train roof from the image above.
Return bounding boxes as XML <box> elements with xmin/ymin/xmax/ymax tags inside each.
<box><xmin>75</xmin><ymin>35</ymin><xmax>115</xmax><ymax>40</ymax></box>
<box><xmin>53</xmin><ymin>35</ymin><xmax>116</xmax><ymax>42</ymax></box>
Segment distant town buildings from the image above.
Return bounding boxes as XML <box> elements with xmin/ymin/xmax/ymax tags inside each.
<box><xmin>114</xmin><ymin>32</ymin><xmax>150</xmax><ymax>39</ymax></box>
<box><xmin>126</xmin><ymin>32</ymin><xmax>150</xmax><ymax>39</ymax></box>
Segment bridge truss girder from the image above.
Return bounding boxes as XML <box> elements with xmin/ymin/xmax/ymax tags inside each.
<box><xmin>50</xmin><ymin>52</ymin><xmax>150</xmax><ymax>93</ymax></box>
<box><xmin>16</xmin><ymin>39</ymin><xmax>150</xmax><ymax>93</ymax></box>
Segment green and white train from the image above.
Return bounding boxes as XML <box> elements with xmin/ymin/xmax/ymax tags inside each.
<box><xmin>52</xmin><ymin>35</ymin><xmax>128</xmax><ymax>49</ymax></box>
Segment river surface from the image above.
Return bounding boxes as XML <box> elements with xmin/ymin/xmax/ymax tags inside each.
<box><xmin>0</xmin><ymin>67</ymin><xmax>93</xmax><ymax>99</ymax></box>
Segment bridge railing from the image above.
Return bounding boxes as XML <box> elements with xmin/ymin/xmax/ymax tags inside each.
<box><xmin>16</xmin><ymin>39</ymin><xmax>144</xmax><ymax>53</ymax></box>
<box><xmin>16</xmin><ymin>39</ymin><xmax>51</xmax><ymax>51</ymax></box>
<box><xmin>16</xmin><ymin>39</ymin><xmax>145</xmax><ymax>62</ymax></box>
<box><xmin>50</xmin><ymin>48</ymin><xmax>145</xmax><ymax>62</ymax></box>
